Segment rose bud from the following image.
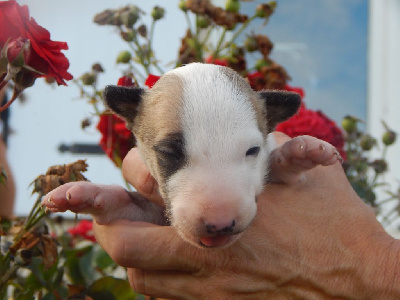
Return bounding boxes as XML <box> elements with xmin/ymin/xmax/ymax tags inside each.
<box><xmin>13</xmin><ymin>68</ymin><xmax>37</xmax><ymax>90</ymax></box>
<box><xmin>81</xmin><ymin>118</ymin><xmax>92</xmax><ymax>129</ymax></box>
<box><xmin>81</xmin><ymin>72</ymin><xmax>96</xmax><ymax>85</ymax></box>
<box><xmin>341</xmin><ymin>115</ymin><xmax>358</xmax><ymax>134</ymax></box>
<box><xmin>197</xmin><ymin>16</ymin><xmax>210</xmax><ymax>29</ymax></box>
<box><xmin>244</xmin><ymin>36</ymin><xmax>258</xmax><ymax>52</ymax></box>
<box><xmin>179</xmin><ymin>0</ymin><xmax>188</xmax><ymax>12</ymax></box>
<box><xmin>359</xmin><ymin>134</ymin><xmax>376</xmax><ymax>151</ymax></box>
<box><xmin>370</xmin><ymin>159</ymin><xmax>388</xmax><ymax>174</ymax></box>
<box><xmin>121</xmin><ymin>29</ymin><xmax>137</xmax><ymax>42</ymax></box>
<box><xmin>5</xmin><ymin>37</ymin><xmax>31</xmax><ymax>68</ymax></box>
<box><xmin>92</xmin><ymin>63</ymin><xmax>104</xmax><ymax>73</ymax></box>
<box><xmin>225</xmin><ymin>0</ymin><xmax>240</xmax><ymax>13</ymax></box>
<box><xmin>137</xmin><ymin>24</ymin><xmax>147</xmax><ymax>38</ymax></box>
<box><xmin>255</xmin><ymin>2</ymin><xmax>277</xmax><ymax>18</ymax></box>
<box><xmin>116</xmin><ymin>51</ymin><xmax>132</xmax><ymax>64</ymax></box>
<box><xmin>120</xmin><ymin>6</ymin><xmax>140</xmax><ymax>28</ymax></box>
<box><xmin>382</xmin><ymin>130</ymin><xmax>397</xmax><ymax>146</ymax></box>
<box><xmin>255</xmin><ymin>58</ymin><xmax>269</xmax><ymax>71</ymax></box>
<box><xmin>151</xmin><ymin>6</ymin><xmax>165</xmax><ymax>21</ymax></box>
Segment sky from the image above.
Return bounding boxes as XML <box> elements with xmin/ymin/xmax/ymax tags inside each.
<box><xmin>8</xmin><ymin>0</ymin><xmax>368</xmax><ymax>215</ymax></box>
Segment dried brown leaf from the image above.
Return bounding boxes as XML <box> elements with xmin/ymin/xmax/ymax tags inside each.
<box><xmin>37</xmin><ymin>234</ymin><xmax>58</xmax><ymax>269</ymax></box>
<box><xmin>32</xmin><ymin>160</ymin><xmax>89</xmax><ymax>195</ymax></box>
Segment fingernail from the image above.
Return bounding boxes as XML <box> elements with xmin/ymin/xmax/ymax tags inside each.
<box><xmin>333</xmin><ymin>150</ymin><xmax>344</xmax><ymax>163</ymax></box>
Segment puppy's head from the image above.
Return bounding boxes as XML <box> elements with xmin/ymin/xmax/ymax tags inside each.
<box><xmin>104</xmin><ymin>63</ymin><xmax>300</xmax><ymax>248</ymax></box>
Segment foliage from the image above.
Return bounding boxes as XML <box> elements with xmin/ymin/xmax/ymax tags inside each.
<box><xmin>1</xmin><ymin>161</ymin><xmax>141</xmax><ymax>299</ymax></box>
<box><xmin>341</xmin><ymin>117</ymin><xmax>399</xmax><ymax>224</ymax></box>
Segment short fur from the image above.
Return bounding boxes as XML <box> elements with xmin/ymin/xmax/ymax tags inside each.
<box><xmin>103</xmin><ymin>63</ymin><xmax>301</xmax><ymax>247</ymax></box>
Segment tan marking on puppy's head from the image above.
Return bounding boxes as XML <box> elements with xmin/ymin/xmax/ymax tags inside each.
<box><xmin>133</xmin><ymin>73</ymin><xmax>185</xmax><ymax>192</ymax></box>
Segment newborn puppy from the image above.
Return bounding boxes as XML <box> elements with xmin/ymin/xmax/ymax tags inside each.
<box><xmin>43</xmin><ymin>63</ymin><xmax>341</xmax><ymax>248</ymax></box>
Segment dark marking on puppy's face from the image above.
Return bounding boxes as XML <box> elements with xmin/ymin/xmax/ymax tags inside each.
<box><xmin>153</xmin><ymin>132</ymin><xmax>186</xmax><ymax>179</ymax></box>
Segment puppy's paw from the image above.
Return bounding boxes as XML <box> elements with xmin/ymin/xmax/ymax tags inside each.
<box><xmin>269</xmin><ymin>135</ymin><xmax>342</xmax><ymax>183</ymax></box>
<box><xmin>42</xmin><ymin>182</ymin><xmax>102</xmax><ymax>213</ymax></box>
<box><xmin>41</xmin><ymin>181</ymin><xmax>131</xmax><ymax>218</ymax></box>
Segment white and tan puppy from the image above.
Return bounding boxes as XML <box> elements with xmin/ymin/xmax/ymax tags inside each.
<box><xmin>43</xmin><ymin>63</ymin><xmax>341</xmax><ymax>248</ymax></box>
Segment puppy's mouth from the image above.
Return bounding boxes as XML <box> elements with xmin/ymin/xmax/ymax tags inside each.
<box><xmin>199</xmin><ymin>233</ymin><xmax>240</xmax><ymax>248</ymax></box>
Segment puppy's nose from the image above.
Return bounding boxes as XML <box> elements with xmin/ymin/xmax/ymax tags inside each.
<box><xmin>205</xmin><ymin>219</ymin><xmax>236</xmax><ymax>234</ymax></box>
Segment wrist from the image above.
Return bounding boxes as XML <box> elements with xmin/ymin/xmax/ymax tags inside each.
<box><xmin>361</xmin><ymin>234</ymin><xmax>400</xmax><ymax>298</ymax></box>
<box><xmin>291</xmin><ymin>219</ymin><xmax>400</xmax><ymax>298</ymax></box>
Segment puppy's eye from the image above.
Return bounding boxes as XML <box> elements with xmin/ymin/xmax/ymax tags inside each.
<box><xmin>155</xmin><ymin>147</ymin><xmax>183</xmax><ymax>161</ymax></box>
<box><xmin>246</xmin><ymin>146</ymin><xmax>260</xmax><ymax>157</ymax></box>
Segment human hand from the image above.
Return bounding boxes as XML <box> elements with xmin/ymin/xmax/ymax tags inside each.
<box><xmin>93</xmin><ymin>133</ymin><xmax>400</xmax><ymax>299</ymax></box>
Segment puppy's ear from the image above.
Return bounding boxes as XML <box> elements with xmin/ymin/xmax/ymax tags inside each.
<box><xmin>258</xmin><ymin>90</ymin><xmax>301</xmax><ymax>131</ymax></box>
<box><xmin>103</xmin><ymin>85</ymin><xmax>144</xmax><ymax>122</ymax></box>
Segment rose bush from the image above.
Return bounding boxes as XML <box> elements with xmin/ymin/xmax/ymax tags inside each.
<box><xmin>0</xmin><ymin>1</ymin><xmax>72</xmax><ymax>85</ymax></box>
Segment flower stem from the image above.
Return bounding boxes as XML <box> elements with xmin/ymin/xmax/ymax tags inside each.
<box><xmin>0</xmin><ymin>263</ymin><xmax>19</xmax><ymax>291</ymax></box>
<box><xmin>147</xmin><ymin>20</ymin><xmax>156</xmax><ymax>67</ymax></box>
<box><xmin>120</xmin><ymin>26</ymin><xmax>150</xmax><ymax>76</ymax></box>
<box><xmin>0</xmin><ymin>79</ymin><xmax>9</xmax><ymax>91</ymax></box>
<box><xmin>225</xmin><ymin>15</ymin><xmax>257</xmax><ymax>50</ymax></box>
<box><xmin>199</xmin><ymin>25</ymin><xmax>214</xmax><ymax>49</ymax></box>
<box><xmin>184</xmin><ymin>12</ymin><xmax>194</xmax><ymax>37</ymax></box>
<box><xmin>0</xmin><ymin>88</ymin><xmax>20</xmax><ymax>112</ymax></box>
<box><xmin>212</xmin><ymin>28</ymin><xmax>227</xmax><ymax>59</ymax></box>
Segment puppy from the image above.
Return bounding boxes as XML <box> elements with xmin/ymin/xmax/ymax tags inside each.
<box><xmin>43</xmin><ymin>63</ymin><xmax>341</xmax><ymax>248</ymax></box>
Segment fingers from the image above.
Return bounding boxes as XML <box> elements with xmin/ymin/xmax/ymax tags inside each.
<box><xmin>122</xmin><ymin>148</ymin><xmax>164</xmax><ymax>206</ymax></box>
<box><xmin>92</xmin><ymin>220</ymin><xmax>203</xmax><ymax>272</ymax></box>
<box><xmin>128</xmin><ymin>268</ymin><xmax>201</xmax><ymax>299</ymax></box>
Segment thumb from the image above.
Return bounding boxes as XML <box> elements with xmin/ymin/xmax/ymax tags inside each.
<box><xmin>93</xmin><ymin>220</ymin><xmax>203</xmax><ymax>272</ymax></box>
<box><xmin>122</xmin><ymin>148</ymin><xmax>164</xmax><ymax>206</ymax></box>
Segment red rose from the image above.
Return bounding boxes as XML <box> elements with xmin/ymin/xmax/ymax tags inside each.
<box><xmin>97</xmin><ymin>113</ymin><xmax>135</xmax><ymax>167</ymax></box>
<box><xmin>284</xmin><ymin>84</ymin><xmax>305</xmax><ymax>99</ymax></box>
<box><xmin>0</xmin><ymin>1</ymin><xmax>72</xmax><ymax>85</ymax></box>
<box><xmin>68</xmin><ymin>220</ymin><xmax>96</xmax><ymax>242</ymax></box>
<box><xmin>97</xmin><ymin>76</ymin><xmax>136</xmax><ymax>166</ymax></box>
<box><xmin>144</xmin><ymin>74</ymin><xmax>161</xmax><ymax>88</ymax></box>
<box><xmin>205</xmin><ymin>55</ymin><xmax>228</xmax><ymax>67</ymax></box>
<box><xmin>246</xmin><ymin>71</ymin><xmax>265</xmax><ymax>91</ymax></box>
<box><xmin>117</xmin><ymin>76</ymin><xmax>134</xmax><ymax>86</ymax></box>
<box><xmin>276</xmin><ymin>105</ymin><xmax>345</xmax><ymax>158</ymax></box>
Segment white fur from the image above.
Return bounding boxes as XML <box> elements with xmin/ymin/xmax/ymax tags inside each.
<box><xmin>163</xmin><ymin>64</ymin><xmax>269</xmax><ymax>245</ymax></box>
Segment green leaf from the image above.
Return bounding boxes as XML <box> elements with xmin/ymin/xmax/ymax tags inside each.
<box><xmin>64</xmin><ymin>245</ymin><xmax>92</xmax><ymax>286</ymax></box>
<box><xmin>93</xmin><ymin>245</ymin><xmax>116</xmax><ymax>270</ymax></box>
<box><xmin>15</xmin><ymin>290</ymin><xmax>35</xmax><ymax>300</ymax></box>
<box><xmin>79</xmin><ymin>246</ymin><xmax>98</xmax><ymax>282</ymax></box>
<box><xmin>87</xmin><ymin>276</ymin><xmax>139</xmax><ymax>300</ymax></box>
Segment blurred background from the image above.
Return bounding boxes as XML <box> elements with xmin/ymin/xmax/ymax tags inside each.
<box><xmin>5</xmin><ymin>0</ymin><xmax>399</xmax><ymax>217</ymax></box>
